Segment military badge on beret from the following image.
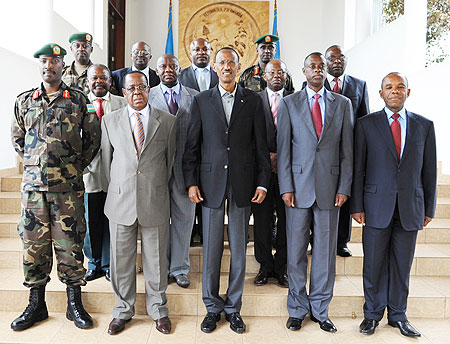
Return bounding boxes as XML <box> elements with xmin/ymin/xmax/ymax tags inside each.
<box><xmin>69</xmin><ymin>32</ymin><xmax>93</xmax><ymax>44</ymax></box>
<box><xmin>53</xmin><ymin>45</ymin><xmax>61</xmax><ymax>55</ymax></box>
<box><xmin>33</xmin><ymin>43</ymin><xmax>67</xmax><ymax>58</ymax></box>
<box><xmin>86</xmin><ymin>34</ymin><xmax>92</xmax><ymax>42</ymax></box>
<box><xmin>254</xmin><ymin>34</ymin><xmax>279</xmax><ymax>45</ymax></box>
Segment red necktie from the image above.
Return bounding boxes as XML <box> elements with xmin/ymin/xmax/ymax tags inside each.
<box><xmin>333</xmin><ymin>77</ymin><xmax>341</xmax><ymax>94</ymax></box>
<box><xmin>312</xmin><ymin>94</ymin><xmax>323</xmax><ymax>139</ymax></box>
<box><xmin>94</xmin><ymin>98</ymin><xmax>104</xmax><ymax>121</ymax></box>
<box><xmin>271</xmin><ymin>92</ymin><xmax>280</xmax><ymax>127</ymax></box>
<box><xmin>391</xmin><ymin>113</ymin><xmax>401</xmax><ymax>160</ymax></box>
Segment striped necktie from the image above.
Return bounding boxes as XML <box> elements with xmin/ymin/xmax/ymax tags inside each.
<box><xmin>133</xmin><ymin>112</ymin><xmax>145</xmax><ymax>159</ymax></box>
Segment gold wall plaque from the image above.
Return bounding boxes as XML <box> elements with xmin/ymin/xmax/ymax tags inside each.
<box><xmin>179</xmin><ymin>0</ymin><xmax>269</xmax><ymax>71</ymax></box>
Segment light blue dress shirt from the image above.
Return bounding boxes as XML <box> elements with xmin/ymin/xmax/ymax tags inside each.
<box><xmin>305</xmin><ymin>86</ymin><xmax>326</xmax><ymax>127</ymax></box>
<box><xmin>160</xmin><ymin>82</ymin><xmax>181</xmax><ymax>106</ymax></box>
<box><xmin>385</xmin><ymin>107</ymin><xmax>407</xmax><ymax>158</ymax></box>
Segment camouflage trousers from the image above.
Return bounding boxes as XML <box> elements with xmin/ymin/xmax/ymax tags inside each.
<box><xmin>18</xmin><ymin>191</ymin><xmax>87</xmax><ymax>288</ymax></box>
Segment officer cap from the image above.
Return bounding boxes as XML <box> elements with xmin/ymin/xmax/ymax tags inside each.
<box><xmin>254</xmin><ymin>34</ymin><xmax>279</xmax><ymax>45</ymax></box>
<box><xmin>33</xmin><ymin>43</ymin><xmax>67</xmax><ymax>58</ymax></box>
<box><xmin>69</xmin><ymin>32</ymin><xmax>93</xmax><ymax>44</ymax></box>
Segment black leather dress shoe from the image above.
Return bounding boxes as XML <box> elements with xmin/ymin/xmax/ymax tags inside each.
<box><xmin>254</xmin><ymin>271</ymin><xmax>270</xmax><ymax>286</ymax></box>
<box><xmin>225</xmin><ymin>312</ymin><xmax>246</xmax><ymax>333</ymax></box>
<box><xmin>84</xmin><ymin>269</ymin><xmax>105</xmax><ymax>282</ymax></box>
<box><xmin>310</xmin><ymin>314</ymin><xmax>337</xmax><ymax>332</ymax></box>
<box><xmin>155</xmin><ymin>316</ymin><xmax>171</xmax><ymax>334</ymax></box>
<box><xmin>359</xmin><ymin>318</ymin><xmax>378</xmax><ymax>335</ymax></box>
<box><xmin>108</xmin><ymin>318</ymin><xmax>131</xmax><ymax>335</ymax></box>
<box><xmin>337</xmin><ymin>246</ymin><xmax>352</xmax><ymax>257</ymax></box>
<box><xmin>105</xmin><ymin>270</ymin><xmax>111</xmax><ymax>282</ymax></box>
<box><xmin>286</xmin><ymin>317</ymin><xmax>303</xmax><ymax>331</ymax></box>
<box><xmin>274</xmin><ymin>273</ymin><xmax>289</xmax><ymax>288</ymax></box>
<box><xmin>388</xmin><ymin>320</ymin><xmax>421</xmax><ymax>337</ymax></box>
<box><xmin>200</xmin><ymin>312</ymin><xmax>221</xmax><ymax>333</ymax></box>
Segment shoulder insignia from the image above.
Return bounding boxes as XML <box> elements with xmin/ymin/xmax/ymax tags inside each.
<box><xmin>63</xmin><ymin>90</ymin><xmax>70</xmax><ymax>99</ymax></box>
<box><xmin>86</xmin><ymin>104</ymin><xmax>96</xmax><ymax>113</ymax></box>
<box><xmin>32</xmin><ymin>90</ymin><xmax>40</xmax><ymax>100</ymax></box>
<box><xmin>254</xmin><ymin>66</ymin><xmax>260</xmax><ymax>75</ymax></box>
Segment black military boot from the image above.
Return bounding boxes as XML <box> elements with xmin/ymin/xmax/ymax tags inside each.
<box><xmin>66</xmin><ymin>286</ymin><xmax>93</xmax><ymax>329</ymax></box>
<box><xmin>11</xmin><ymin>286</ymin><xmax>48</xmax><ymax>331</ymax></box>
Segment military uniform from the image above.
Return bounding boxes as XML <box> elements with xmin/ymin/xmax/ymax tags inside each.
<box><xmin>62</xmin><ymin>60</ymin><xmax>92</xmax><ymax>95</ymax></box>
<box><xmin>238</xmin><ymin>64</ymin><xmax>295</xmax><ymax>93</ymax></box>
<box><xmin>12</xmin><ymin>81</ymin><xmax>101</xmax><ymax>287</ymax></box>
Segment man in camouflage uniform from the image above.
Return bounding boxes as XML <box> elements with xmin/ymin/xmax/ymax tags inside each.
<box><xmin>10</xmin><ymin>43</ymin><xmax>101</xmax><ymax>331</ymax></box>
<box><xmin>62</xmin><ymin>32</ymin><xmax>94</xmax><ymax>95</ymax></box>
<box><xmin>238</xmin><ymin>34</ymin><xmax>294</xmax><ymax>93</ymax></box>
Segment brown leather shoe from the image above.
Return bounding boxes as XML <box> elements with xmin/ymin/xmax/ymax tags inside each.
<box><xmin>155</xmin><ymin>316</ymin><xmax>171</xmax><ymax>334</ymax></box>
<box><xmin>108</xmin><ymin>318</ymin><xmax>131</xmax><ymax>335</ymax></box>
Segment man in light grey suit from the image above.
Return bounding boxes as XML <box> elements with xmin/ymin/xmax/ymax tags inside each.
<box><xmin>83</xmin><ymin>64</ymin><xmax>126</xmax><ymax>283</ymax></box>
<box><xmin>149</xmin><ymin>54</ymin><xmax>198</xmax><ymax>288</ymax></box>
<box><xmin>277</xmin><ymin>52</ymin><xmax>353</xmax><ymax>333</ymax></box>
<box><xmin>101</xmin><ymin>71</ymin><xmax>176</xmax><ymax>335</ymax></box>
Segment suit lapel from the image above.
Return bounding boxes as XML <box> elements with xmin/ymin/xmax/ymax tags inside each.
<box><xmin>324</xmin><ymin>79</ymin><xmax>331</xmax><ymax>91</ymax></box>
<box><xmin>399</xmin><ymin>111</ymin><xmax>418</xmax><ymax>165</ymax></box>
<box><xmin>321</xmin><ymin>89</ymin><xmax>337</xmax><ymax>140</ymax></box>
<box><xmin>229</xmin><ymin>85</ymin><xmax>246</xmax><ymax>128</ymax></box>
<box><xmin>153</xmin><ymin>87</ymin><xmax>170</xmax><ymax>112</ymax></box>
<box><xmin>341</xmin><ymin>75</ymin><xmax>349</xmax><ymax>95</ymax></box>
<box><xmin>178</xmin><ymin>85</ymin><xmax>190</xmax><ymax>118</ymax></box>
<box><xmin>296</xmin><ymin>89</ymin><xmax>317</xmax><ymax>139</ymax></box>
<box><xmin>210</xmin><ymin>86</ymin><xmax>228</xmax><ymax>126</ymax></box>
<box><xmin>119</xmin><ymin>108</ymin><xmax>139</xmax><ymax>159</ymax></box>
<box><xmin>188</xmin><ymin>66</ymin><xmax>199</xmax><ymax>90</ymax></box>
<box><xmin>262</xmin><ymin>90</ymin><xmax>276</xmax><ymax>132</ymax></box>
<box><xmin>374</xmin><ymin>110</ymin><xmax>399</xmax><ymax>162</ymax></box>
<box><xmin>142</xmin><ymin>107</ymin><xmax>161</xmax><ymax>153</ymax></box>
<box><xmin>210</xmin><ymin>69</ymin><xmax>219</xmax><ymax>89</ymax></box>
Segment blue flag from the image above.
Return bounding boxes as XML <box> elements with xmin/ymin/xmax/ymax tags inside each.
<box><xmin>165</xmin><ymin>0</ymin><xmax>174</xmax><ymax>54</ymax></box>
<box><xmin>272</xmin><ymin>0</ymin><xmax>280</xmax><ymax>59</ymax></box>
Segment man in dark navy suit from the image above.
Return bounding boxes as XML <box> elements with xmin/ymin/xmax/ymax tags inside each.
<box><xmin>351</xmin><ymin>72</ymin><xmax>437</xmax><ymax>338</ymax></box>
<box><xmin>112</xmin><ymin>41</ymin><xmax>160</xmax><ymax>94</ymax></box>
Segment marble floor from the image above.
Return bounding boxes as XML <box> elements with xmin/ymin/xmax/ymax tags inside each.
<box><xmin>0</xmin><ymin>312</ymin><xmax>449</xmax><ymax>344</ymax></box>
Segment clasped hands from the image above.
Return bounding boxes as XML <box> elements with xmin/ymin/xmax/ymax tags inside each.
<box><xmin>188</xmin><ymin>186</ymin><xmax>266</xmax><ymax>204</ymax></box>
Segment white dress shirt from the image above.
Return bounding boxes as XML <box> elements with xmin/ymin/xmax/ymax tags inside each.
<box><xmin>128</xmin><ymin>104</ymin><xmax>150</xmax><ymax>138</ymax></box>
<box><xmin>132</xmin><ymin>65</ymin><xmax>150</xmax><ymax>84</ymax></box>
<box><xmin>327</xmin><ymin>74</ymin><xmax>345</xmax><ymax>92</ymax></box>
<box><xmin>193</xmin><ymin>64</ymin><xmax>211</xmax><ymax>90</ymax></box>
<box><xmin>88</xmin><ymin>92</ymin><xmax>112</xmax><ymax>114</ymax></box>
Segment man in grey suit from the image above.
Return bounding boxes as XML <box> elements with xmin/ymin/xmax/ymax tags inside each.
<box><xmin>83</xmin><ymin>64</ymin><xmax>127</xmax><ymax>283</ymax></box>
<box><xmin>277</xmin><ymin>52</ymin><xmax>353</xmax><ymax>333</ymax></box>
<box><xmin>183</xmin><ymin>47</ymin><xmax>270</xmax><ymax>334</ymax></box>
<box><xmin>149</xmin><ymin>54</ymin><xmax>198</xmax><ymax>288</ymax></box>
<box><xmin>102</xmin><ymin>71</ymin><xmax>176</xmax><ymax>335</ymax></box>
<box><xmin>179</xmin><ymin>38</ymin><xmax>219</xmax><ymax>92</ymax></box>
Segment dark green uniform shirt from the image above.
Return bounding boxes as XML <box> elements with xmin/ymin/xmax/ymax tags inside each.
<box><xmin>11</xmin><ymin>82</ymin><xmax>101</xmax><ymax>193</ymax></box>
<box><xmin>238</xmin><ymin>63</ymin><xmax>295</xmax><ymax>93</ymax></box>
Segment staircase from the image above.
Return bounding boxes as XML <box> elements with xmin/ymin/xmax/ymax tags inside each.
<box><xmin>1</xmin><ymin>169</ymin><xmax>450</xmax><ymax>321</ymax></box>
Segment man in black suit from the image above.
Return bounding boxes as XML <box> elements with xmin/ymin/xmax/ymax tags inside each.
<box><xmin>252</xmin><ymin>59</ymin><xmax>292</xmax><ymax>288</ymax></box>
<box><xmin>183</xmin><ymin>47</ymin><xmax>270</xmax><ymax>334</ymax></box>
<box><xmin>112</xmin><ymin>41</ymin><xmax>160</xmax><ymax>94</ymax></box>
<box><xmin>302</xmin><ymin>45</ymin><xmax>370</xmax><ymax>257</ymax></box>
<box><xmin>351</xmin><ymin>72</ymin><xmax>436</xmax><ymax>338</ymax></box>
<box><xmin>179</xmin><ymin>38</ymin><xmax>219</xmax><ymax>92</ymax></box>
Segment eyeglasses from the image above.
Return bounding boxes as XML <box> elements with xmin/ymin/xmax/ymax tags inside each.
<box><xmin>125</xmin><ymin>84</ymin><xmax>147</xmax><ymax>94</ymax></box>
<box><xmin>266</xmin><ymin>70</ymin><xmax>286</xmax><ymax>77</ymax></box>
<box><xmin>71</xmin><ymin>42</ymin><xmax>92</xmax><ymax>50</ymax></box>
<box><xmin>326</xmin><ymin>55</ymin><xmax>346</xmax><ymax>62</ymax></box>
<box><xmin>132</xmin><ymin>50</ymin><xmax>151</xmax><ymax>57</ymax></box>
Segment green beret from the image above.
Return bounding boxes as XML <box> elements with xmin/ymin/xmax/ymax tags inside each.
<box><xmin>33</xmin><ymin>43</ymin><xmax>67</xmax><ymax>58</ymax></box>
<box><xmin>69</xmin><ymin>32</ymin><xmax>93</xmax><ymax>44</ymax></box>
<box><xmin>254</xmin><ymin>34</ymin><xmax>279</xmax><ymax>45</ymax></box>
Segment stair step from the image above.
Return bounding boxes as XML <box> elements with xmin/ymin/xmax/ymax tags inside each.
<box><xmin>0</xmin><ymin>192</ymin><xmax>20</xmax><ymax>214</ymax></box>
<box><xmin>1</xmin><ymin>268</ymin><xmax>449</xmax><ymax>318</ymax></box>
<box><xmin>0</xmin><ymin>213</ymin><xmax>19</xmax><ymax>238</ymax></box>
<box><xmin>1</xmin><ymin>174</ymin><xmax>22</xmax><ymax>192</ymax></box>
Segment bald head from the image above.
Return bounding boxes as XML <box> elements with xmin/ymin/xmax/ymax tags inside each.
<box><xmin>190</xmin><ymin>38</ymin><xmax>212</xmax><ymax>68</ymax></box>
<box><xmin>156</xmin><ymin>54</ymin><xmax>180</xmax><ymax>88</ymax></box>
<box><xmin>131</xmin><ymin>41</ymin><xmax>152</xmax><ymax>70</ymax></box>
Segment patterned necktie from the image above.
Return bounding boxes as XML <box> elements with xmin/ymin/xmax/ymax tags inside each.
<box><xmin>198</xmin><ymin>68</ymin><xmax>208</xmax><ymax>92</ymax></box>
<box><xmin>391</xmin><ymin>113</ymin><xmax>401</xmax><ymax>160</ymax></box>
<box><xmin>333</xmin><ymin>77</ymin><xmax>341</xmax><ymax>94</ymax></box>
<box><xmin>167</xmin><ymin>88</ymin><xmax>178</xmax><ymax>115</ymax></box>
<box><xmin>133</xmin><ymin>112</ymin><xmax>145</xmax><ymax>159</ymax></box>
<box><xmin>271</xmin><ymin>92</ymin><xmax>280</xmax><ymax>127</ymax></box>
<box><xmin>94</xmin><ymin>98</ymin><xmax>104</xmax><ymax>121</ymax></box>
<box><xmin>312</xmin><ymin>94</ymin><xmax>323</xmax><ymax>139</ymax></box>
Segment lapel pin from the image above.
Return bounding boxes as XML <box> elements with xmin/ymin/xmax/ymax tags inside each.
<box><xmin>241</xmin><ymin>99</ymin><xmax>244</xmax><ymax>103</ymax></box>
